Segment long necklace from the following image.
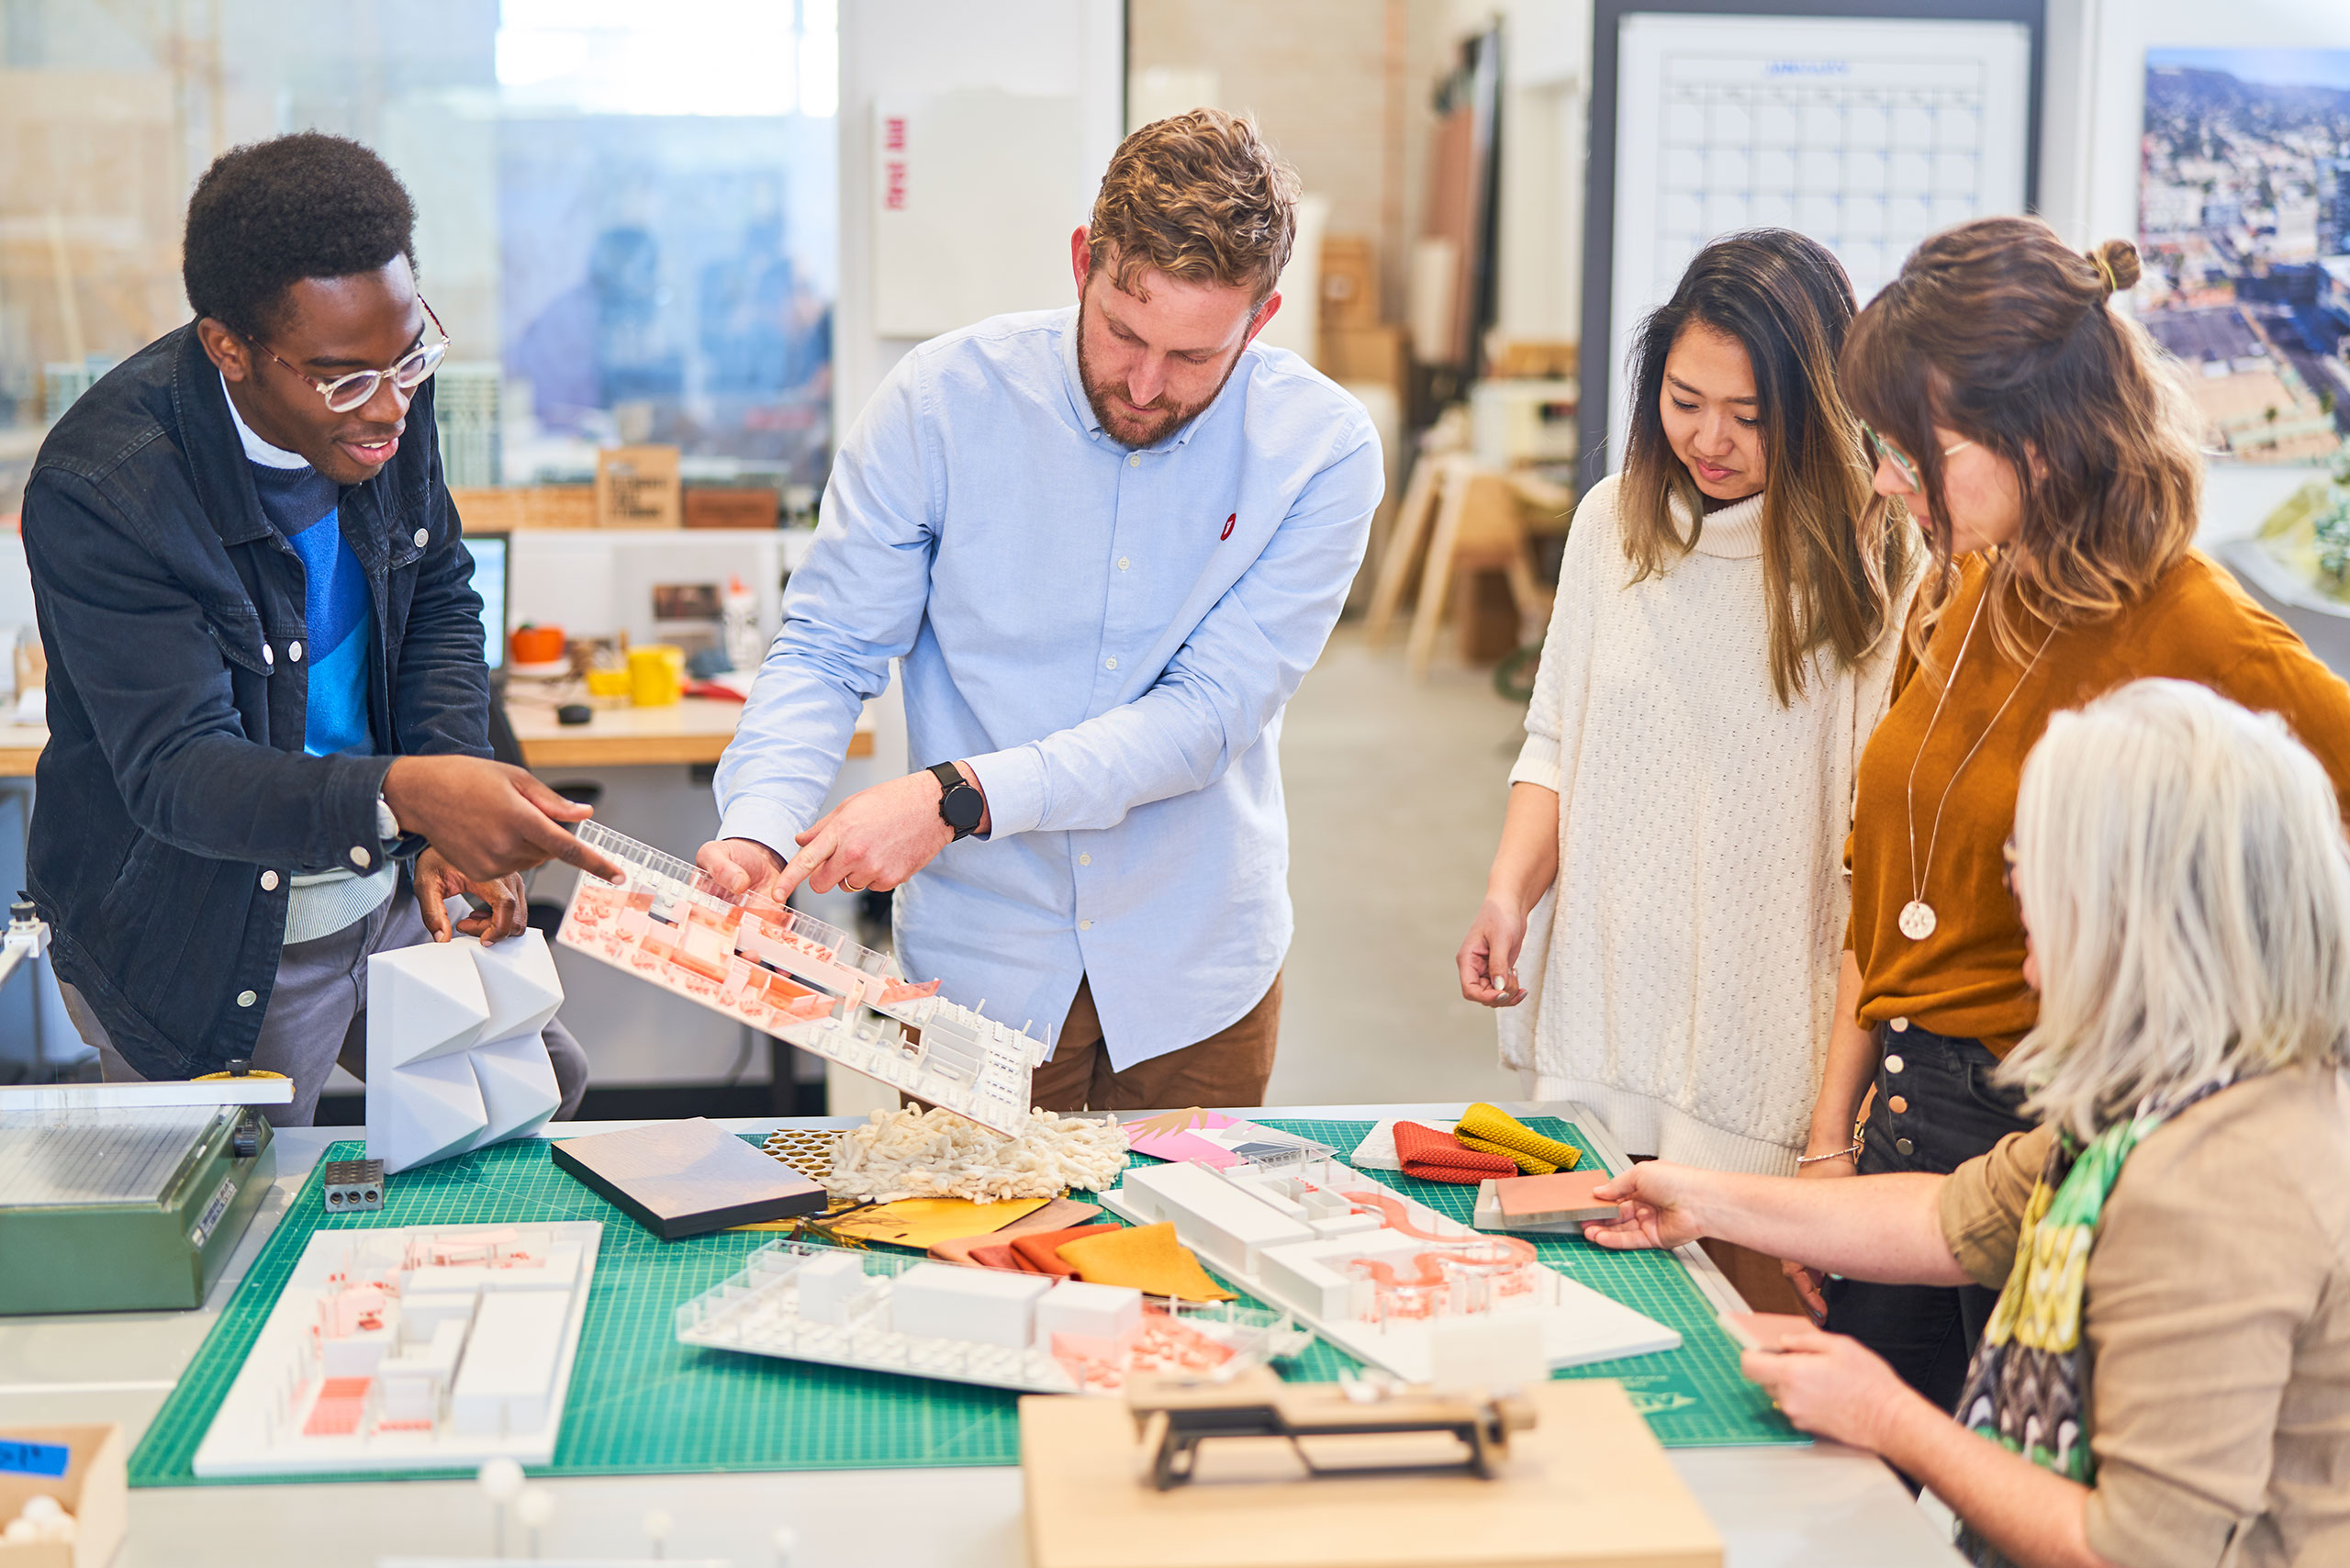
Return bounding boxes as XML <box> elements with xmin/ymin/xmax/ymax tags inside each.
<box><xmin>1900</xmin><ymin>590</ymin><xmax>2058</xmax><ymax>941</ymax></box>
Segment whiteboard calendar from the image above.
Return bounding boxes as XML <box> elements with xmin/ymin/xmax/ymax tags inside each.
<box><xmin>1607</xmin><ymin>14</ymin><xmax>2032</xmax><ymax>465</ymax></box>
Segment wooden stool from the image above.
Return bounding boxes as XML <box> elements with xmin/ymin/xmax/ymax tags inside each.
<box><xmin>1366</xmin><ymin>456</ymin><xmax>1562</xmax><ymax>679</ymax></box>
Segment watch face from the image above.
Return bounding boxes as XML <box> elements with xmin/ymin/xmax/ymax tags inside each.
<box><xmin>944</xmin><ymin>786</ymin><xmax>984</xmax><ymax>833</ymax></box>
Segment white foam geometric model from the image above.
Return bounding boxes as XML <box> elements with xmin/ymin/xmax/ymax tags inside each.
<box><xmin>193</xmin><ymin>1222</ymin><xmax>602</xmax><ymax>1477</ymax></box>
<box><xmin>367</xmin><ymin>931</ymin><xmax>565</xmax><ymax>1175</ymax></box>
<box><xmin>1101</xmin><ymin>1152</ymin><xmax>1680</xmax><ymax>1383</ymax></box>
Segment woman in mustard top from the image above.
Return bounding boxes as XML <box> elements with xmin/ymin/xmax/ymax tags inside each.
<box><xmin>1785</xmin><ymin>217</ymin><xmax>2350</xmax><ymax>1419</ymax></box>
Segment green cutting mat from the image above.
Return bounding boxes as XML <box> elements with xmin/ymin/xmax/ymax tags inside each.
<box><xmin>129</xmin><ymin>1117</ymin><xmax>1795</xmax><ymax>1487</ymax></box>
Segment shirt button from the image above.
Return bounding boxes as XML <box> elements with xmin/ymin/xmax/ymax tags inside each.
<box><xmin>263</xmin><ymin>644</ymin><xmax>275</xmax><ymax>666</ymax></box>
<box><xmin>236</xmin><ymin>990</ymin><xmax>258</xmax><ymax>1008</ymax></box>
<box><xmin>1079</xmin><ymin>919</ymin><xmax>1093</xmax><ymax>931</ymax></box>
<box><xmin>1117</xmin><ymin>557</ymin><xmax>1131</xmax><ymax>571</ymax></box>
<box><xmin>1103</xmin><ymin>657</ymin><xmax>1117</xmax><ymax>671</ymax></box>
<box><xmin>350</xmin><ymin>846</ymin><xmax>373</xmax><ymax>869</ymax></box>
<box><xmin>1885</xmin><ymin>1054</ymin><xmax>1905</xmax><ymax>1074</ymax></box>
<box><xmin>1078</xmin><ymin>854</ymin><xmax>1091</xmax><ymax>867</ymax></box>
<box><xmin>413</xmin><ymin>528</ymin><xmax>430</xmax><ymax>547</ymax></box>
<box><xmin>260</xmin><ymin>870</ymin><xmax>280</xmax><ymax>891</ymax></box>
<box><xmin>1894</xmin><ymin>1137</ymin><xmax>1916</xmax><ymax>1158</ymax></box>
<box><xmin>289</xmin><ymin>641</ymin><xmax>303</xmax><ymax>662</ymax></box>
<box><xmin>1890</xmin><ymin>1016</ymin><xmax>1909</xmax><ymax>1032</ymax></box>
<box><xmin>1126</xmin><ymin>454</ymin><xmax>1140</xmax><ymax>468</ymax></box>
<box><xmin>1888</xmin><ymin>1095</ymin><xmax>1909</xmax><ymax>1115</ymax></box>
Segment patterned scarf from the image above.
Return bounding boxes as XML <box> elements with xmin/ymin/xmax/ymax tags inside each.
<box><xmin>1951</xmin><ymin>1078</ymin><xmax>2230</xmax><ymax>1567</ymax></box>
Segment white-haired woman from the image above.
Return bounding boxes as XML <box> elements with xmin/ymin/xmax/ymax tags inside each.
<box><xmin>1582</xmin><ymin>679</ymin><xmax>2350</xmax><ymax>1568</ymax></box>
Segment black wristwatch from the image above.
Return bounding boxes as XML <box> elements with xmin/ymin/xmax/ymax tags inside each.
<box><xmin>930</xmin><ymin>762</ymin><xmax>985</xmax><ymax>840</ymax></box>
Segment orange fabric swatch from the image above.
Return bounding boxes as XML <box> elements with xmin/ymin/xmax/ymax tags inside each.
<box><xmin>1012</xmin><ymin>1224</ymin><xmax>1118</xmax><ymax>1276</ymax></box>
<box><xmin>1055</xmin><ymin>1221</ymin><xmax>1234</xmax><ymax>1302</ymax></box>
<box><xmin>1393</xmin><ymin>1119</ymin><xmax>1516</xmax><ymax>1184</ymax></box>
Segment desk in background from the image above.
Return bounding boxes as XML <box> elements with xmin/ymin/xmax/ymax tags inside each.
<box><xmin>0</xmin><ymin>699</ymin><xmax>874</xmax><ymax>777</ymax></box>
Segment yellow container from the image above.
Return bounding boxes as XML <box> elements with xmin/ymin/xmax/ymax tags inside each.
<box><xmin>584</xmin><ymin>667</ymin><xmax>632</xmax><ymax>699</ymax></box>
<box><xmin>627</xmin><ymin>644</ymin><xmax>684</xmax><ymax>707</ymax></box>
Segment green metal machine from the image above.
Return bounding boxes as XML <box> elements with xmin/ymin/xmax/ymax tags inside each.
<box><xmin>0</xmin><ymin>1093</ymin><xmax>279</xmax><ymax>1316</ymax></box>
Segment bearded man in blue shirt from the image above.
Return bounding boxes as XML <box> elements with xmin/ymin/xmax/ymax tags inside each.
<box><xmin>699</xmin><ymin>111</ymin><xmax>1383</xmax><ymax>1111</ymax></box>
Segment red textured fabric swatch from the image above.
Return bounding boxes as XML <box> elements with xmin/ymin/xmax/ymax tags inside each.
<box><xmin>1393</xmin><ymin>1120</ymin><xmax>1516</xmax><ymax>1183</ymax></box>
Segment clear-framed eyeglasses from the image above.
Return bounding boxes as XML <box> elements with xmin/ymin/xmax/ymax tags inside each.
<box><xmin>248</xmin><ymin>297</ymin><xmax>449</xmax><ymax>413</ymax></box>
<box><xmin>1860</xmin><ymin>421</ymin><xmax>1973</xmax><ymax>491</ymax></box>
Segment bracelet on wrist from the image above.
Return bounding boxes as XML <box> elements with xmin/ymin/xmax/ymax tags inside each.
<box><xmin>1796</xmin><ymin>1142</ymin><xmax>1862</xmax><ymax>1168</ymax></box>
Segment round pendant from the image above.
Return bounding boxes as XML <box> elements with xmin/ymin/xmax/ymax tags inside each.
<box><xmin>1898</xmin><ymin>900</ymin><xmax>1938</xmax><ymax>940</ymax></box>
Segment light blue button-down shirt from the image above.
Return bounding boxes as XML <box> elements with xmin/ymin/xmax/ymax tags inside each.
<box><xmin>714</xmin><ymin>306</ymin><xmax>1381</xmax><ymax>1068</ymax></box>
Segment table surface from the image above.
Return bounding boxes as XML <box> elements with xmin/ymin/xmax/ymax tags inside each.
<box><xmin>0</xmin><ymin>699</ymin><xmax>875</xmax><ymax>776</ymax></box>
<box><xmin>0</xmin><ymin>1100</ymin><xmax>1959</xmax><ymax>1567</ymax></box>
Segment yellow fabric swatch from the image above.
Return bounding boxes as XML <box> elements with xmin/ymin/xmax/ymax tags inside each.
<box><xmin>1056</xmin><ymin>1222</ymin><xmax>1234</xmax><ymax>1302</ymax></box>
<box><xmin>1457</xmin><ymin>1103</ymin><xmax>1581</xmax><ymax>1175</ymax></box>
<box><xmin>733</xmin><ymin>1195</ymin><xmax>1048</xmax><ymax>1245</ymax></box>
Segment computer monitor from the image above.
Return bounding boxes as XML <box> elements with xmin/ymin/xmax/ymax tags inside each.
<box><xmin>469</xmin><ymin>532</ymin><xmax>510</xmax><ymax>674</ymax></box>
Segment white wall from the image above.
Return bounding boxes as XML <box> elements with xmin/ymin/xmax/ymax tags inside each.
<box><xmin>834</xmin><ymin>0</ymin><xmax>1125</xmax><ymax>440</ymax></box>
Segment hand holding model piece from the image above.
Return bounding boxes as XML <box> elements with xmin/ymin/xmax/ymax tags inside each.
<box><xmin>383</xmin><ymin>755</ymin><xmax>624</xmax><ymax>884</ymax></box>
<box><xmin>697</xmin><ymin>763</ymin><xmax>989</xmax><ymax>902</ymax></box>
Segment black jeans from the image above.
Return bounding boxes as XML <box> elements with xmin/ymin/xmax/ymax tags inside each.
<box><xmin>1823</xmin><ymin>1023</ymin><xmax>2032</xmax><ymax>1419</ymax></box>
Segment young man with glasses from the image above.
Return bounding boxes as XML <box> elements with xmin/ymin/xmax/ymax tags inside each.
<box><xmin>21</xmin><ymin>133</ymin><xmax>620</xmax><ymax>1122</ymax></box>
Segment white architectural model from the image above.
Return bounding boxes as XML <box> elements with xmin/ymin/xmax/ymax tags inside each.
<box><xmin>366</xmin><ymin>931</ymin><xmax>565</xmax><ymax>1175</ymax></box>
<box><xmin>674</xmin><ymin>1241</ymin><xmax>1306</xmax><ymax>1396</ymax></box>
<box><xmin>194</xmin><ymin>1222</ymin><xmax>602</xmax><ymax>1477</ymax></box>
<box><xmin>1101</xmin><ymin>1152</ymin><xmax>1679</xmax><ymax>1383</ymax></box>
<box><xmin>555</xmin><ymin>823</ymin><xmax>1048</xmax><ymax>1135</ymax></box>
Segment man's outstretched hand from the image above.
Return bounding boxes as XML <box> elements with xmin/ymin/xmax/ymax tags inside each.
<box><xmin>695</xmin><ymin>765</ymin><xmax>987</xmax><ymax>907</ymax></box>
<box><xmin>382</xmin><ymin>755</ymin><xmax>624</xmax><ymax>885</ymax></box>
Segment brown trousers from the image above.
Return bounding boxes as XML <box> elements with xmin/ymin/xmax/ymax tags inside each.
<box><xmin>1028</xmin><ymin>973</ymin><xmax>1281</xmax><ymax>1113</ymax></box>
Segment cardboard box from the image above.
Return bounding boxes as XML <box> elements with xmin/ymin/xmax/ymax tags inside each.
<box><xmin>1322</xmin><ymin>323</ymin><xmax>1408</xmax><ymax>389</ymax></box>
<box><xmin>594</xmin><ymin>445</ymin><xmax>683</xmax><ymax>529</ymax></box>
<box><xmin>1320</xmin><ymin>234</ymin><xmax>1380</xmax><ymax>328</ymax></box>
<box><xmin>683</xmin><ymin>487</ymin><xmax>781</xmax><ymax>529</ymax></box>
<box><xmin>1488</xmin><ymin>339</ymin><xmax>1578</xmax><ymax>381</ymax></box>
<box><xmin>0</xmin><ymin>1425</ymin><xmax>126</xmax><ymax>1568</ymax></box>
<box><xmin>450</xmin><ymin>486</ymin><xmax>595</xmax><ymax>532</ymax></box>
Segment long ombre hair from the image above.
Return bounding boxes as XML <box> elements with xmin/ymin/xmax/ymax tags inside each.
<box><xmin>1618</xmin><ymin>230</ymin><xmax>1911</xmax><ymax>704</ymax></box>
<box><xmin>1840</xmin><ymin>218</ymin><xmax>2204</xmax><ymax>666</ymax></box>
<box><xmin>2002</xmin><ymin>679</ymin><xmax>2350</xmax><ymax>1141</ymax></box>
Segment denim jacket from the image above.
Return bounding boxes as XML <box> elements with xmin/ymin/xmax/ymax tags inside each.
<box><xmin>21</xmin><ymin>323</ymin><xmax>490</xmax><ymax>1078</ymax></box>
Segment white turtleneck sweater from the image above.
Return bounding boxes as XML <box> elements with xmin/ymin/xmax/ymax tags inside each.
<box><xmin>1496</xmin><ymin>472</ymin><xmax>1906</xmax><ymax>1175</ymax></box>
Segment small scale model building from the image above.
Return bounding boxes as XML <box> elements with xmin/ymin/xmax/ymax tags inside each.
<box><xmin>1103</xmin><ymin>1148</ymin><xmax>1680</xmax><ymax>1382</ymax></box>
<box><xmin>322</xmin><ymin>1158</ymin><xmax>386</xmax><ymax>1212</ymax></box>
<box><xmin>674</xmin><ymin>1241</ymin><xmax>1304</xmax><ymax>1397</ymax></box>
<box><xmin>557</xmin><ymin>823</ymin><xmax>1046</xmax><ymax>1134</ymax></box>
<box><xmin>193</xmin><ymin>1222</ymin><xmax>602</xmax><ymax>1477</ymax></box>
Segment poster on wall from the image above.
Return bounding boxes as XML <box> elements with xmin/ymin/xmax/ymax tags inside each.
<box><xmin>2138</xmin><ymin>50</ymin><xmax>2350</xmax><ymax>466</ymax></box>
<box><xmin>1605</xmin><ymin>13</ymin><xmax>2031</xmax><ymax>468</ymax></box>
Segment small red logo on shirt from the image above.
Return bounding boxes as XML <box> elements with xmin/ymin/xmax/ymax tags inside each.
<box><xmin>1220</xmin><ymin>513</ymin><xmax>1237</xmax><ymax>541</ymax></box>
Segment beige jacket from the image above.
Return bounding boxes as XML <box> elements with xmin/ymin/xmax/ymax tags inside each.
<box><xmin>1940</xmin><ymin>1065</ymin><xmax>2350</xmax><ymax>1568</ymax></box>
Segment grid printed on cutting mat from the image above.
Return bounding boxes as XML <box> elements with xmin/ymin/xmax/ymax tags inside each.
<box><xmin>129</xmin><ymin>1118</ymin><xmax>1795</xmax><ymax>1488</ymax></box>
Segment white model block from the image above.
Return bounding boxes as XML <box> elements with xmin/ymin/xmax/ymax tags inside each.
<box><xmin>487</xmin><ymin>1244</ymin><xmax>582</xmax><ymax>1290</ymax></box>
<box><xmin>795</xmin><ymin>1251</ymin><xmax>867</xmax><ymax>1326</ymax></box>
<box><xmin>1309</xmin><ymin>1212</ymin><xmax>1383</xmax><ymax>1238</ymax></box>
<box><xmin>1120</xmin><ymin>1162</ymin><xmax>1315</xmax><ymax>1277</ymax></box>
<box><xmin>368</xmin><ymin>932</ymin><xmax>567</xmax><ymax>1175</ymax></box>
<box><xmin>1034</xmin><ymin>1281</ymin><xmax>1142</xmax><ymax>1348</ymax></box>
<box><xmin>378</xmin><ymin>1319</ymin><xmax>466</xmax><ymax>1422</ymax></box>
<box><xmin>1257</xmin><ymin>1230</ymin><xmax>1430</xmax><ymax>1321</ymax></box>
<box><xmin>1427</xmin><ymin>1310</ymin><xmax>1548</xmax><ymax>1394</ymax></box>
<box><xmin>399</xmin><ymin>1289</ymin><xmax>480</xmax><ymax>1342</ymax></box>
<box><xmin>320</xmin><ymin>1323</ymin><xmax>396</xmax><ymax>1379</ymax></box>
<box><xmin>450</xmin><ymin>1290</ymin><xmax>570</xmax><ymax>1436</ymax></box>
<box><xmin>890</xmin><ymin>1262</ymin><xmax>1052</xmax><ymax>1350</ymax></box>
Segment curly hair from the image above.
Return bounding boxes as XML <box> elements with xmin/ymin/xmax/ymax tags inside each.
<box><xmin>183</xmin><ymin>132</ymin><xmax>419</xmax><ymax>338</ymax></box>
<box><xmin>1088</xmin><ymin>109</ymin><xmax>1300</xmax><ymax>304</ymax></box>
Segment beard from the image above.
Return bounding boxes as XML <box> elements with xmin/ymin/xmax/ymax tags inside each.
<box><xmin>1075</xmin><ymin>297</ymin><xmax>1248</xmax><ymax>450</ymax></box>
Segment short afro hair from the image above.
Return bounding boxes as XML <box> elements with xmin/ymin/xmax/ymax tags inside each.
<box><xmin>183</xmin><ymin>132</ymin><xmax>418</xmax><ymax>338</ymax></box>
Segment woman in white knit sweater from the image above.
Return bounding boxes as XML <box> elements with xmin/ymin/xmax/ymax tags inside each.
<box><xmin>1459</xmin><ymin>230</ymin><xmax>1916</xmax><ymax>1193</ymax></box>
